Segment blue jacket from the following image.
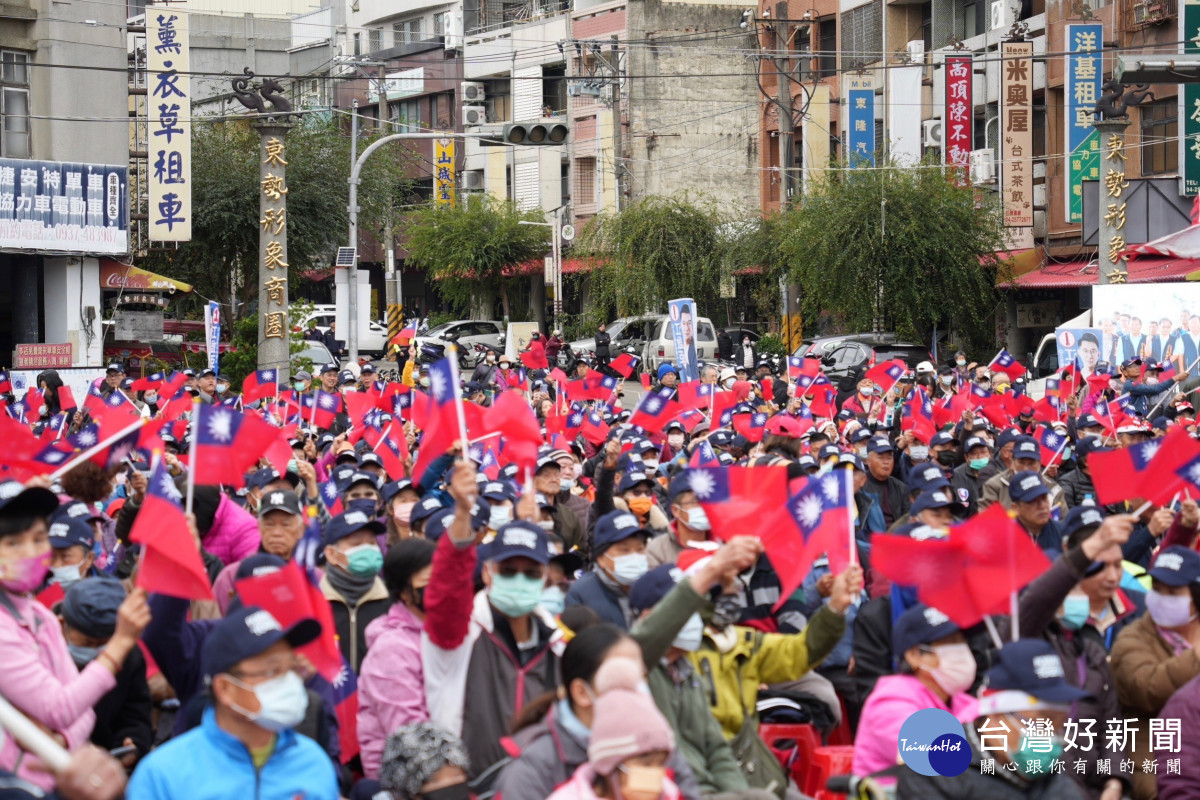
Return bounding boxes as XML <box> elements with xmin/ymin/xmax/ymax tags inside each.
<box><xmin>565</xmin><ymin>571</ymin><xmax>629</xmax><ymax>629</ymax></box>
<box><xmin>127</xmin><ymin>708</ymin><xmax>338</xmax><ymax>800</ymax></box>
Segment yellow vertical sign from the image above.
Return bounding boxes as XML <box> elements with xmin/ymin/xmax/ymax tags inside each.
<box><xmin>434</xmin><ymin>137</ymin><xmax>455</xmax><ymax>207</ymax></box>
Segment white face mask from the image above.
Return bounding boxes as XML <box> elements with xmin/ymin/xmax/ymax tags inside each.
<box><xmin>673</xmin><ymin>613</ymin><xmax>704</xmax><ymax>651</ymax></box>
<box><xmin>573</xmin><ymin>463</ymin><xmax>583</xmax><ymax>479</ymax></box>
<box><xmin>643</xmin><ymin>459</ymin><xmax>659</xmax><ymax>472</ymax></box>
<box><xmin>909</xmin><ymin>445</ymin><xmax>929</xmax><ymax>462</ymax></box>
<box><xmin>50</xmin><ymin>562</ymin><xmax>84</xmax><ymax>588</ymax></box>
<box><xmin>419</xmin><ymin>377</ymin><xmax>431</xmax><ymax>388</ymax></box>
<box><xmin>537</xmin><ymin>519</ymin><xmax>555</xmax><ymax>531</ymax></box>
<box><xmin>227</xmin><ymin>671</ymin><xmax>309</xmax><ymax>731</ymax></box>
<box><xmin>668</xmin><ymin>434</ymin><xmax>685</xmax><ymax>449</ymax></box>
<box><xmin>216</xmin><ymin>383</ymin><xmax>229</xmax><ymax>393</ymax></box>
<box><xmin>489</xmin><ymin>503</ymin><xmax>513</xmax><ymax>530</ymax></box>
<box><xmin>144</xmin><ymin>393</ymin><xmax>158</xmax><ymax>404</ymax></box>
<box><xmin>723</xmin><ymin>379</ymin><xmax>736</xmax><ymax>390</ymax></box>
<box><xmin>939</xmin><ymin>375</ymin><xmax>953</xmax><ymax>386</ymax></box>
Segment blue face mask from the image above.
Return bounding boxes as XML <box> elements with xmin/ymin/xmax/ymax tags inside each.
<box><xmin>540</xmin><ymin>585</ymin><xmax>565</xmax><ymax>616</ymax></box>
<box><xmin>1059</xmin><ymin>594</ymin><xmax>1090</xmax><ymax>630</ymax></box>
<box><xmin>488</xmin><ymin>571</ymin><xmax>545</xmax><ymax>618</ymax></box>
<box><xmin>68</xmin><ymin>641</ymin><xmax>102</xmax><ymax>665</ymax></box>
<box><xmin>557</xmin><ymin>697</ymin><xmax>592</xmax><ymax>741</ymax></box>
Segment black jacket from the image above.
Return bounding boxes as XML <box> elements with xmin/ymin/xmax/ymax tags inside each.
<box><xmin>863</xmin><ymin>473</ymin><xmax>910</xmax><ymax>528</ymax></box>
<box><xmin>87</xmin><ymin>644</ymin><xmax>154</xmax><ymax>757</ymax></box>
<box><xmin>595</xmin><ymin>330</ymin><xmax>611</xmax><ymax>359</ymax></box>
<box><xmin>717</xmin><ymin>331</ymin><xmax>733</xmax><ymax>360</ymax></box>
<box><xmin>734</xmin><ymin>344</ymin><xmax>757</xmax><ymax>371</ymax></box>
<box><xmin>950</xmin><ymin>462</ymin><xmax>985</xmax><ymax>517</ymax></box>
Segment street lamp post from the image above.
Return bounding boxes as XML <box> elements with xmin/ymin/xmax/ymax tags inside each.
<box><xmin>518</xmin><ymin>211</ymin><xmax>563</xmax><ymax>333</ymax></box>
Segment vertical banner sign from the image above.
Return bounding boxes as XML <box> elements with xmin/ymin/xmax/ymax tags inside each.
<box><xmin>1065</xmin><ymin>24</ymin><xmax>1103</xmax><ymax>223</ymax></box>
<box><xmin>434</xmin><ymin>136</ymin><xmax>455</xmax><ymax>207</ymax></box>
<box><xmin>1184</xmin><ymin>0</ymin><xmax>1200</xmax><ymax>195</ymax></box>
<box><xmin>802</xmin><ymin>85</ymin><xmax>830</xmax><ymax>189</ymax></box>
<box><xmin>204</xmin><ymin>300</ymin><xmax>221</xmax><ymax>374</ymax></box>
<box><xmin>259</xmin><ymin>132</ymin><xmax>290</xmax><ymax>356</ymax></box>
<box><xmin>1001</xmin><ymin>42</ymin><xmax>1034</xmax><ymax>227</ymax></box>
<box><xmin>888</xmin><ymin>66</ymin><xmax>923</xmax><ymax>164</ymax></box>
<box><xmin>944</xmin><ymin>55</ymin><xmax>973</xmax><ymax>184</ymax></box>
<box><xmin>667</xmin><ymin>299</ymin><xmax>699</xmax><ymax>383</ymax></box>
<box><xmin>845</xmin><ymin>75</ymin><xmax>876</xmax><ymax>167</ymax></box>
<box><xmin>147</xmin><ymin>10</ymin><xmax>191</xmax><ymax>241</ymax></box>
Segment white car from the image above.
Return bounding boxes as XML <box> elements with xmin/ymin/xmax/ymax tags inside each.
<box><xmin>413</xmin><ymin>320</ymin><xmax>505</xmax><ymax>354</ymax></box>
<box><xmin>296</xmin><ymin>308</ymin><xmax>389</xmax><ymax>356</ymax></box>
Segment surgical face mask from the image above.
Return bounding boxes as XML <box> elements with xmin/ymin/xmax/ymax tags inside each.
<box><xmin>925</xmin><ymin>643</ymin><xmax>976</xmax><ymax>696</ymax></box>
<box><xmin>723</xmin><ymin>379</ymin><xmax>736</xmax><ymax>390</ymax></box>
<box><xmin>488</xmin><ymin>503</ymin><xmax>513</xmax><ymax>530</ymax></box>
<box><xmin>1146</xmin><ymin>589</ymin><xmax>1198</xmax><ymax>628</ymax></box>
<box><xmin>668</xmin><ymin>434</ymin><xmax>685</xmax><ymax>449</ymax></box>
<box><xmin>228</xmin><ymin>671</ymin><xmax>309</xmax><ymax>732</ymax></box>
<box><xmin>969</xmin><ymin>457</ymin><xmax>990</xmax><ymax>471</ymax></box>
<box><xmin>627</xmin><ymin>496</ymin><xmax>654</xmax><ymax>517</ymax></box>
<box><xmin>144</xmin><ymin>393</ymin><xmax>158</xmax><ymax>405</ymax></box>
<box><xmin>486</xmin><ymin>354</ymin><xmax>496</xmax><ymax>363</ymax></box>
<box><xmin>49</xmin><ymin>562</ymin><xmax>84</xmax><ymax>589</ymax></box>
<box><xmin>343</xmin><ymin>544</ymin><xmax>383</xmax><ymax>577</ymax></box>
<box><xmin>540</xmin><ymin>584</ymin><xmax>565</xmax><ymax>616</ymax></box>
<box><xmin>1007</xmin><ymin>728</ymin><xmax>1063</xmax><ymax>782</ymax></box>
<box><xmin>620</xmin><ymin>764</ymin><xmax>667</xmax><ymax>800</ymax></box>
<box><xmin>679</xmin><ymin>504</ymin><xmax>711</xmax><ymax>532</ymax></box>
<box><xmin>909</xmin><ymin>445</ymin><xmax>929</xmax><ymax>462</ymax></box>
<box><xmin>610</xmin><ymin>552</ymin><xmax>649</xmax><ymax>586</ymax></box>
<box><xmin>642</xmin><ymin>459</ymin><xmax>659</xmax><ymax>473</ymax></box>
<box><xmin>855</xmin><ymin>446</ymin><xmax>868</xmax><ymax>458</ymax></box>
<box><xmin>1060</xmin><ymin>594</ymin><xmax>1090</xmax><ymax>631</ymax></box>
<box><xmin>293</xmin><ymin>381</ymin><xmax>306</xmax><ymax>391</ymax></box>
<box><xmin>978</xmin><ymin>381</ymin><xmax>991</xmax><ymax>391</ymax></box>
<box><xmin>68</xmin><ymin>641</ymin><xmax>102</xmax><ymax>665</ymax></box>
<box><xmin>217</xmin><ymin>383</ymin><xmax>229</xmax><ymax>394</ymax></box>
<box><xmin>0</xmin><ymin>552</ymin><xmax>50</xmax><ymax>594</ymax></box>
<box><xmin>940</xmin><ymin>375</ymin><xmax>953</xmax><ymax>386</ymax></box>
<box><xmin>1147</xmin><ymin>376</ymin><xmax>1160</xmax><ymax>385</ymax></box>
<box><xmin>936</xmin><ymin>450</ymin><xmax>957</xmax><ymax>467</ymax></box>
<box><xmin>743</xmin><ymin>339</ymin><xmax>750</xmax><ymax>346</ymax></box>
<box><xmin>537</xmin><ymin>519</ymin><xmax>555</xmax><ymax>531</ymax></box>
<box><xmin>393</xmin><ymin>501</ymin><xmax>416</xmax><ymax>525</ymax></box>
<box><xmin>956</xmin><ymin>358</ymin><xmax>966</xmax><ymax>366</ymax></box>
<box><xmin>488</xmin><ymin>570</ymin><xmax>545</xmax><ymax>617</ymax></box>
<box><xmin>420</xmin><ymin>377</ymin><xmax>431</xmax><ymax>388</ymax></box>
<box><xmin>573</xmin><ymin>463</ymin><xmax>583</xmax><ymax>479</ymax></box>
<box><xmin>673</xmin><ymin>613</ymin><xmax>704</xmax><ymax>651</ymax></box>
<box><xmin>560</xmin><ymin>478</ymin><xmax>574</xmax><ymax>492</ymax></box>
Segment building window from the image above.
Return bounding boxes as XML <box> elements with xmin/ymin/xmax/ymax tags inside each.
<box><xmin>1141</xmin><ymin>98</ymin><xmax>1178</xmax><ymax>175</ymax></box>
<box><xmin>434</xmin><ymin>11</ymin><xmax>450</xmax><ymax>36</ymax></box>
<box><xmin>817</xmin><ymin>19</ymin><xmax>836</xmax><ymax>78</ymax></box>
<box><xmin>393</xmin><ymin>98</ymin><xmax>421</xmax><ymax>133</ymax></box>
<box><xmin>543</xmin><ymin>64</ymin><xmax>567</xmax><ymax>115</ymax></box>
<box><xmin>353</xmin><ymin>32</ymin><xmax>361</xmax><ymax>56</ymax></box>
<box><xmin>368</xmin><ymin>28</ymin><xmax>382</xmax><ymax>53</ymax></box>
<box><xmin>486</xmin><ymin>78</ymin><xmax>512</xmax><ymax>123</ymax></box>
<box><xmin>393</xmin><ymin>19</ymin><xmax>422</xmax><ymax>45</ymax></box>
<box><xmin>1</xmin><ymin>51</ymin><xmax>30</xmax><ymax>159</ymax></box>
<box><xmin>840</xmin><ymin>1</ymin><xmax>881</xmax><ymax>66</ymax></box>
<box><xmin>574</xmin><ymin>157</ymin><xmax>595</xmax><ymax>205</ymax></box>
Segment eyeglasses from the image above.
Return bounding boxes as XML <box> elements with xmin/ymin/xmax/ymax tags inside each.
<box><xmin>226</xmin><ymin>658</ymin><xmax>299</xmax><ymax>682</ymax></box>
<box><xmin>494</xmin><ymin>565</ymin><xmax>546</xmax><ymax>580</ymax></box>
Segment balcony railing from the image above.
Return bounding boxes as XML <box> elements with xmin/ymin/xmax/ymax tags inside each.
<box><xmin>470</xmin><ymin>0</ymin><xmax>569</xmax><ymax>34</ymax></box>
<box><xmin>1122</xmin><ymin>0</ymin><xmax>1176</xmax><ymax>33</ymax></box>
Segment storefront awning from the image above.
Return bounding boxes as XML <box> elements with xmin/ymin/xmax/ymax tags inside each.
<box><xmin>100</xmin><ymin>260</ymin><xmax>193</xmax><ymax>293</ymax></box>
<box><xmin>1003</xmin><ymin>255</ymin><xmax>1200</xmax><ymax>288</ymax></box>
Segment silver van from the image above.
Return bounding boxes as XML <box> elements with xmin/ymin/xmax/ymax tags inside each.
<box><xmin>643</xmin><ymin>314</ymin><xmax>719</xmax><ymax>374</ymax></box>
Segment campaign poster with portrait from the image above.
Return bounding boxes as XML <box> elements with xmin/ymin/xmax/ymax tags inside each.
<box><xmin>1055</xmin><ymin>327</ymin><xmax>1103</xmax><ymax>379</ymax></box>
<box><xmin>1092</xmin><ymin>284</ymin><xmax>1200</xmax><ymax>370</ymax></box>
<box><xmin>667</xmin><ymin>298</ymin><xmax>699</xmax><ymax>383</ymax></box>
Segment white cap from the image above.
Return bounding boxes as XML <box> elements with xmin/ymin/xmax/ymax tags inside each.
<box><xmin>916</xmin><ymin>361</ymin><xmax>935</xmax><ymax>375</ymax></box>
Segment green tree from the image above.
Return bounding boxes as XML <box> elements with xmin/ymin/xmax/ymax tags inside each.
<box><xmin>141</xmin><ymin>117</ymin><xmax>415</xmax><ymax>323</ymax></box>
<box><xmin>403</xmin><ymin>194</ymin><xmax>549</xmax><ymax>318</ymax></box>
<box><xmin>778</xmin><ymin>160</ymin><xmax>1010</xmax><ymax>350</ymax></box>
<box><xmin>573</xmin><ymin>196</ymin><xmax>724</xmax><ymax>327</ymax></box>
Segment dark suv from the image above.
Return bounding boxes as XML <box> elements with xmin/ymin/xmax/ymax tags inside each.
<box><xmin>820</xmin><ymin>336</ymin><xmax>931</xmax><ymax>395</ymax></box>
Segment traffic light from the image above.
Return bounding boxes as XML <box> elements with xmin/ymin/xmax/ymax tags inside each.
<box><xmin>503</xmin><ymin>121</ymin><xmax>569</xmax><ymax>145</ymax></box>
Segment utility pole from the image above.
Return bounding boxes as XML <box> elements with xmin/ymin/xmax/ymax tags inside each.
<box><xmin>347</xmin><ymin>98</ymin><xmax>360</xmax><ymax>362</ymax></box>
<box><xmin>773</xmin><ymin>2</ymin><xmax>797</xmax><ymax>201</ymax></box>
<box><xmin>609</xmin><ymin>36</ymin><xmax>624</xmax><ymax>210</ymax></box>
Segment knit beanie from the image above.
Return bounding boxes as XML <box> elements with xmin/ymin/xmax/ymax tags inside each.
<box><xmin>587</xmin><ymin>657</ymin><xmax>675</xmax><ymax>776</ymax></box>
<box><xmin>379</xmin><ymin>723</ymin><xmax>470</xmax><ymax>798</ymax></box>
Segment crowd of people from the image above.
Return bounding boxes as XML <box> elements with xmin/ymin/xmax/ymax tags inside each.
<box><xmin>1</xmin><ymin>336</ymin><xmax>1199</xmax><ymax>800</ymax></box>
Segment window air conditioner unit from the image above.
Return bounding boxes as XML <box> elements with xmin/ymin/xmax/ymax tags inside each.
<box><xmin>923</xmin><ymin>119</ymin><xmax>942</xmax><ymax>148</ymax></box>
<box><xmin>461</xmin><ymin>81</ymin><xmax>486</xmax><ymax>103</ymax></box>
<box><xmin>990</xmin><ymin>0</ymin><xmax>1011</xmax><ymax>29</ymax></box>
<box><xmin>906</xmin><ymin>40</ymin><xmax>925</xmax><ymax>61</ymax></box>
<box><xmin>463</xmin><ymin>171</ymin><xmax>484</xmax><ymax>190</ymax></box>
<box><xmin>462</xmin><ymin>105</ymin><xmax>488</xmax><ymax>126</ymax></box>
<box><xmin>969</xmin><ymin>149</ymin><xmax>996</xmax><ymax>184</ymax></box>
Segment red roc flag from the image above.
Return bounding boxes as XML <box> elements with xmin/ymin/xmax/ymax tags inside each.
<box><xmin>235</xmin><ymin>560</ymin><xmax>343</xmax><ymax>681</ymax></box>
<box><xmin>130</xmin><ymin>461</ymin><xmax>214</xmax><ymax>601</ymax></box>
<box><xmin>864</xmin><ymin>359</ymin><xmax>906</xmax><ymax>395</ymax></box>
<box><xmin>1090</xmin><ymin>426</ymin><xmax>1200</xmax><ymax>505</ymax></box>
<box><xmin>687</xmin><ymin>466</ymin><xmax>789</xmax><ymax>542</ymax></box>
<box><xmin>191</xmin><ymin>404</ymin><xmax>281</xmax><ymax>488</ymax></box>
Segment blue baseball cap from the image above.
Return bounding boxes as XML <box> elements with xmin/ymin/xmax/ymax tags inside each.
<box><xmin>358</xmin><ymin>452</ymin><xmax>384</xmax><ymax>470</ymax></box>
<box><xmin>964</xmin><ymin>436</ymin><xmax>990</xmax><ymax>453</ymax></box>
<box><xmin>708</xmin><ymin>430</ymin><xmax>735</xmax><ymax>448</ymax></box>
<box><xmin>1008</xmin><ymin>471</ymin><xmax>1050</xmax><ymax>503</ymax></box>
<box><xmin>338</xmin><ymin>471</ymin><xmax>381</xmax><ymax>496</ymax></box>
<box><xmin>481</xmin><ymin>480</ymin><xmax>517</xmax><ymax>503</ymax></box>
<box><xmin>202</xmin><ymin>605</ymin><xmax>321</xmax><ymax>679</ymax></box>
<box><xmin>892</xmin><ymin>603</ymin><xmax>960</xmax><ymax>656</ymax></box>
<box><xmin>61</xmin><ymin>576</ymin><xmax>125</xmax><ymax>638</ymax></box>
<box><xmin>381</xmin><ymin>479</ymin><xmax>417</xmax><ymax>506</ymax></box>
<box><xmin>235</xmin><ymin>553</ymin><xmax>287</xmax><ymax>581</ymax></box>
<box><xmin>423</xmin><ymin>508</ymin><xmax>458</xmax><ymax>541</ymax></box>
<box><xmin>798</xmin><ymin>454</ymin><xmax>819</xmax><ymax>472</ymax></box>
<box><xmin>837</xmin><ymin>452</ymin><xmax>864</xmax><ymax>471</ymax></box>
<box><xmin>1062</xmin><ymin>504</ymin><xmax>1106</xmax><ymax>541</ymax></box>
<box><xmin>866</xmin><ymin>437</ymin><xmax>894</xmax><ymax>455</ymax></box>
<box><xmin>617</xmin><ymin>471</ymin><xmax>655</xmax><ymax>494</ymax></box>
<box><xmin>1149</xmin><ymin>546</ymin><xmax>1200</xmax><ymax>587</ymax></box>
<box><xmin>485</xmin><ymin>521</ymin><xmax>552</xmax><ymax>564</ymax></box>
<box><xmin>323</xmin><ymin>508</ymin><xmax>385</xmax><ymax>547</ymax></box>
<box><xmin>319</xmin><ymin>362</ymin><xmax>339</xmax><ymax>375</ymax></box>
<box><xmin>984</xmin><ymin>639</ymin><xmax>1093</xmax><ymax>705</ymax></box>
<box><xmin>930</xmin><ymin>431</ymin><xmax>955</xmax><ymax>447</ymax></box>
<box><xmin>910</xmin><ymin>490</ymin><xmax>954</xmax><ymax>516</ymax></box>
<box><xmin>1077</xmin><ymin>414</ymin><xmax>1101</xmax><ymax>430</ymax></box>
<box><xmin>996</xmin><ymin>428</ymin><xmax>1023</xmax><ymax>449</ymax></box>
<box><xmin>1012</xmin><ymin>436</ymin><xmax>1041</xmax><ymax>462</ymax></box>
<box><xmin>630</xmin><ymin>564</ymin><xmax>683</xmax><ymax>613</ymax></box>
<box><xmin>1075</xmin><ymin>436</ymin><xmax>1110</xmax><ymax>459</ymax></box>
<box><xmin>848</xmin><ymin>428</ymin><xmax>873</xmax><ymax>444</ymax></box>
<box><xmin>410</xmin><ymin>495</ymin><xmax>445</xmax><ymax>524</ymax></box>
<box><xmin>593</xmin><ymin>510</ymin><xmax>650</xmax><ymax>553</ymax></box>
<box><xmin>907</xmin><ymin>462</ymin><xmax>950</xmax><ymax>494</ymax></box>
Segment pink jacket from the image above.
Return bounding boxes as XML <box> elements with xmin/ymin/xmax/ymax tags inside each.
<box><xmin>851</xmin><ymin>674</ymin><xmax>979</xmax><ymax>786</ymax></box>
<box><xmin>202</xmin><ymin>494</ymin><xmax>260</xmax><ymax>566</ymax></box>
<box><xmin>546</xmin><ymin>764</ymin><xmax>682</xmax><ymax>800</ymax></box>
<box><xmin>357</xmin><ymin>601</ymin><xmax>429</xmax><ymax>778</ymax></box>
<box><xmin>0</xmin><ymin>590</ymin><xmax>117</xmax><ymax>789</ymax></box>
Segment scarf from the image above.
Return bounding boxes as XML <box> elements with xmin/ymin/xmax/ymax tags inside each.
<box><xmin>325</xmin><ymin>564</ymin><xmax>377</xmax><ymax>606</ymax></box>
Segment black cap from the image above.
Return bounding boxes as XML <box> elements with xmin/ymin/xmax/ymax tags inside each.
<box><xmin>202</xmin><ymin>606</ymin><xmax>321</xmax><ymax>679</ymax></box>
<box><xmin>984</xmin><ymin>639</ymin><xmax>1093</xmax><ymax>705</ymax></box>
<box><xmin>0</xmin><ymin>480</ymin><xmax>59</xmax><ymax>520</ymax></box>
<box><xmin>258</xmin><ymin>489</ymin><xmax>302</xmax><ymax>517</ymax></box>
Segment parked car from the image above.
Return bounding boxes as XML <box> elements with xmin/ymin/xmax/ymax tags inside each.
<box><xmin>644</xmin><ymin>315</ymin><xmax>720</xmax><ymax>374</ymax></box>
<box><xmin>413</xmin><ymin>320</ymin><xmax>505</xmax><ymax>368</ymax></box>
<box><xmin>569</xmin><ymin>316</ymin><xmax>642</xmax><ymax>356</ymax></box>
<box><xmin>296</xmin><ymin>307</ymin><xmax>389</xmax><ymax>357</ymax></box>
<box><xmin>794</xmin><ymin>332</ymin><xmax>899</xmax><ymax>360</ymax></box>
<box><xmin>292</xmin><ymin>340</ymin><xmax>336</xmax><ymax>373</ymax></box>
<box><xmin>820</xmin><ymin>336</ymin><xmax>930</xmax><ymax>395</ymax></box>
